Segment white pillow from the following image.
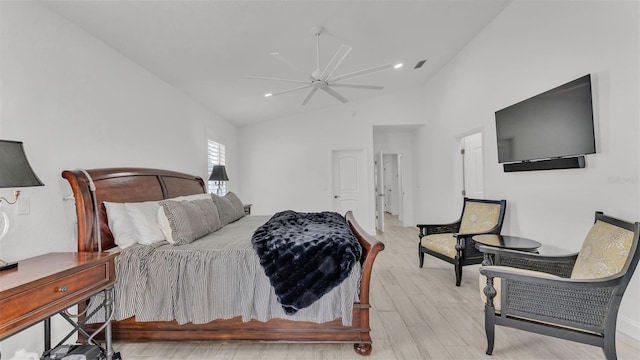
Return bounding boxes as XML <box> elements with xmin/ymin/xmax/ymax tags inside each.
<box><xmin>124</xmin><ymin>201</ymin><xmax>165</xmax><ymax>245</ymax></box>
<box><xmin>104</xmin><ymin>202</ymin><xmax>138</xmax><ymax>249</ymax></box>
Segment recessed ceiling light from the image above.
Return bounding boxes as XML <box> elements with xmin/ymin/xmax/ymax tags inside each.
<box><xmin>394</xmin><ymin>63</ymin><xmax>403</xmax><ymax>69</ymax></box>
<box><xmin>264</xmin><ymin>93</ymin><xmax>273</xmax><ymax>98</ymax></box>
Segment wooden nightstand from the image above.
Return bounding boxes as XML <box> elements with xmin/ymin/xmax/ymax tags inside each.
<box><xmin>0</xmin><ymin>252</ymin><xmax>117</xmax><ymax>358</ymax></box>
<box><xmin>243</xmin><ymin>203</ymin><xmax>252</xmax><ymax>215</ymax></box>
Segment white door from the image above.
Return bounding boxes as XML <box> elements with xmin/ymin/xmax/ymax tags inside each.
<box><xmin>396</xmin><ymin>154</ymin><xmax>404</xmax><ymax>221</ymax></box>
<box><xmin>461</xmin><ymin>132</ymin><xmax>484</xmax><ymax>199</ymax></box>
<box><xmin>332</xmin><ymin>149</ymin><xmax>368</xmax><ymax>225</ymax></box>
<box><xmin>374</xmin><ymin>152</ymin><xmax>384</xmax><ymax>232</ymax></box>
<box><xmin>383</xmin><ymin>158</ymin><xmax>393</xmax><ymax>213</ymax></box>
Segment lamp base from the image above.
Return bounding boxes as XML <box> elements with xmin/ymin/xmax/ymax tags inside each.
<box><xmin>0</xmin><ymin>260</ymin><xmax>18</xmax><ymax>272</ymax></box>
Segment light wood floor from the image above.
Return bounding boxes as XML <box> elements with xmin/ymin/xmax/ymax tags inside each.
<box><xmin>114</xmin><ymin>214</ymin><xmax>640</xmax><ymax>359</ymax></box>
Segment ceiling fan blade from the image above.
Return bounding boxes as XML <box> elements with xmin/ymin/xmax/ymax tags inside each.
<box><xmin>329</xmin><ymin>63</ymin><xmax>393</xmax><ymax>82</ymax></box>
<box><xmin>330</xmin><ymin>83</ymin><xmax>384</xmax><ymax>90</ymax></box>
<box><xmin>319</xmin><ymin>44</ymin><xmax>352</xmax><ymax>81</ymax></box>
<box><xmin>244</xmin><ymin>76</ymin><xmax>309</xmax><ymax>84</ymax></box>
<box><xmin>301</xmin><ymin>88</ymin><xmax>319</xmax><ymax>105</ymax></box>
<box><xmin>270</xmin><ymin>84</ymin><xmax>312</xmax><ymax>97</ymax></box>
<box><xmin>321</xmin><ymin>86</ymin><xmax>348</xmax><ymax>103</ymax></box>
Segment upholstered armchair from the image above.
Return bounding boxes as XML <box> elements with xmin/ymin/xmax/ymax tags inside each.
<box><xmin>479</xmin><ymin>211</ymin><xmax>640</xmax><ymax>360</ymax></box>
<box><xmin>417</xmin><ymin>198</ymin><xmax>506</xmax><ymax>286</ymax></box>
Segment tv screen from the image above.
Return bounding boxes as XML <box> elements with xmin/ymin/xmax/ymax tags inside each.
<box><xmin>495</xmin><ymin>74</ymin><xmax>595</xmax><ymax>164</ymax></box>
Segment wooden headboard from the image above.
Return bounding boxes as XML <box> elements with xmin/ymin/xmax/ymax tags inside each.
<box><xmin>62</xmin><ymin>168</ymin><xmax>206</xmax><ymax>252</ymax></box>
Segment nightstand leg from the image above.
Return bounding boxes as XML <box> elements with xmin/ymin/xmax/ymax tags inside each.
<box><xmin>44</xmin><ymin>317</ymin><xmax>51</xmax><ymax>352</ymax></box>
<box><xmin>104</xmin><ymin>287</ymin><xmax>114</xmax><ymax>360</ymax></box>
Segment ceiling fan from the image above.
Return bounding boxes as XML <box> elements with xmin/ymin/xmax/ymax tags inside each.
<box><xmin>245</xmin><ymin>26</ymin><xmax>402</xmax><ymax>105</ymax></box>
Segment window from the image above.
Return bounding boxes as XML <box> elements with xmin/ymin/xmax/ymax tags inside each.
<box><xmin>207</xmin><ymin>140</ymin><xmax>226</xmax><ymax>194</ymax></box>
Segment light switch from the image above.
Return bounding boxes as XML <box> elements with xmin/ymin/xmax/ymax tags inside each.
<box><xmin>17</xmin><ymin>197</ymin><xmax>30</xmax><ymax>215</ymax></box>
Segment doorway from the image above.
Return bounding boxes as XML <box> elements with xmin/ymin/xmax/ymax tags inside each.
<box><xmin>383</xmin><ymin>154</ymin><xmax>402</xmax><ymax>216</ymax></box>
<box><xmin>374</xmin><ymin>152</ymin><xmax>403</xmax><ymax>232</ymax></box>
<box><xmin>459</xmin><ymin>131</ymin><xmax>484</xmax><ymax>199</ymax></box>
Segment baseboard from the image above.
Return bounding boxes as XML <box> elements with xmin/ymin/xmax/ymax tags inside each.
<box><xmin>618</xmin><ymin>315</ymin><xmax>640</xmax><ymax>341</ymax></box>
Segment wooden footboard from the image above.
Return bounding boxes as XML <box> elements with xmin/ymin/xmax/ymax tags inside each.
<box><xmin>62</xmin><ymin>168</ymin><xmax>384</xmax><ymax>355</ymax></box>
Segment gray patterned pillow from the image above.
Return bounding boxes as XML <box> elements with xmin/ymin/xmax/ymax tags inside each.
<box><xmin>160</xmin><ymin>199</ymin><xmax>222</xmax><ymax>245</ymax></box>
<box><xmin>211</xmin><ymin>193</ymin><xmax>244</xmax><ymax>226</ymax></box>
<box><xmin>225</xmin><ymin>192</ymin><xmax>245</xmax><ymax>218</ymax></box>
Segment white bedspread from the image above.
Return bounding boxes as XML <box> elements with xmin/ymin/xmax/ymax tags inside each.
<box><xmin>88</xmin><ymin>215</ymin><xmax>361</xmax><ymax>326</ymax></box>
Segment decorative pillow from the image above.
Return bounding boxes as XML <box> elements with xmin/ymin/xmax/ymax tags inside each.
<box><xmin>124</xmin><ymin>201</ymin><xmax>165</xmax><ymax>245</ymax></box>
<box><xmin>160</xmin><ymin>199</ymin><xmax>222</xmax><ymax>245</ymax></box>
<box><xmin>171</xmin><ymin>193</ymin><xmax>212</xmax><ymax>202</ymax></box>
<box><xmin>156</xmin><ymin>193</ymin><xmax>212</xmax><ymax>244</ymax></box>
<box><xmin>459</xmin><ymin>202</ymin><xmax>501</xmax><ymax>234</ymax></box>
<box><xmin>104</xmin><ymin>202</ymin><xmax>137</xmax><ymax>249</ymax></box>
<box><xmin>211</xmin><ymin>192</ymin><xmax>244</xmax><ymax>226</ymax></box>
<box><xmin>225</xmin><ymin>192</ymin><xmax>245</xmax><ymax>218</ymax></box>
<box><xmin>571</xmin><ymin>220</ymin><xmax>634</xmax><ymax>279</ymax></box>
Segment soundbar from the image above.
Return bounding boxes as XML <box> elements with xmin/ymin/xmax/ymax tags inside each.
<box><xmin>503</xmin><ymin>156</ymin><xmax>585</xmax><ymax>172</ymax></box>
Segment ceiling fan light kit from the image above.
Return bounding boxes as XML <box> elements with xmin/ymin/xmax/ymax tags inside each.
<box><xmin>245</xmin><ymin>25</ymin><xmax>401</xmax><ymax>105</ymax></box>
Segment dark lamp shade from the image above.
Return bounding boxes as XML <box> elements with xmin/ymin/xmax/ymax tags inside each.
<box><xmin>208</xmin><ymin>165</ymin><xmax>229</xmax><ymax>182</ymax></box>
<box><xmin>0</xmin><ymin>140</ymin><xmax>44</xmax><ymax>188</ymax></box>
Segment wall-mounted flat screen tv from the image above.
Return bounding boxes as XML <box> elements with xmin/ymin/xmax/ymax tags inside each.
<box><xmin>495</xmin><ymin>74</ymin><xmax>595</xmax><ymax>164</ymax></box>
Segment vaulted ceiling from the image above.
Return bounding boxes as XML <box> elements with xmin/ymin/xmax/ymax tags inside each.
<box><xmin>42</xmin><ymin>0</ymin><xmax>511</xmax><ymax>126</ymax></box>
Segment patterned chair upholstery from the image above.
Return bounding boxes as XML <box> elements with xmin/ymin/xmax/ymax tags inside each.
<box><xmin>417</xmin><ymin>198</ymin><xmax>506</xmax><ymax>286</ymax></box>
<box><xmin>479</xmin><ymin>211</ymin><xmax>640</xmax><ymax>360</ymax></box>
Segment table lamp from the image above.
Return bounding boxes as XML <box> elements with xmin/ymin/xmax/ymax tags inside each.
<box><xmin>208</xmin><ymin>165</ymin><xmax>229</xmax><ymax>196</ymax></box>
<box><xmin>0</xmin><ymin>140</ymin><xmax>44</xmax><ymax>271</ymax></box>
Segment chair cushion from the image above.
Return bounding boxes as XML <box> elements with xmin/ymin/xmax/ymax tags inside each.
<box><xmin>571</xmin><ymin>220</ymin><xmax>635</xmax><ymax>279</ymax></box>
<box><xmin>459</xmin><ymin>202</ymin><xmax>502</xmax><ymax>234</ymax></box>
<box><xmin>479</xmin><ymin>266</ymin><xmax>561</xmax><ymax>312</ymax></box>
<box><xmin>421</xmin><ymin>233</ymin><xmax>457</xmax><ymax>258</ymax></box>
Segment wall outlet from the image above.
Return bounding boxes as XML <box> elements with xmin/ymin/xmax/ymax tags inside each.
<box><xmin>17</xmin><ymin>197</ymin><xmax>30</xmax><ymax>215</ymax></box>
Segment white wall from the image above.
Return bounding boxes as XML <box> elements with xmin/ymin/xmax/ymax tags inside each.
<box><xmin>0</xmin><ymin>2</ymin><xmax>236</xmax><ymax>356</ymax></box>
<box><xmin>414</xmin><ymin>1</ymin><xmax>640</xmax><ymax>338</ymax></box>
<box><xmin>238</xmin><ymin>88</ymin><xmax>425</xmax><ymax>234</ymax></box>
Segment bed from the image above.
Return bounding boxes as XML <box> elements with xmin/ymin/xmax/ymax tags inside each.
<box><xmin>62</xmin><ymin>167</ymin><xmax>384</xmax><ymax>355</ymax></box>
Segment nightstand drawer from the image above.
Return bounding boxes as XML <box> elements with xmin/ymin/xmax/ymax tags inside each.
<box><xmin>0</xmin><ymin>259</ymin><xmax>112</xmax><ymax>336</ymax></box>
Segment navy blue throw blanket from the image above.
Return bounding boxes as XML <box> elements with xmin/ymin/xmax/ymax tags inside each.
<box><xmin>251</xmin><ymin>210</ymin><xmax>362</xmax><ymax>315</ymax></box>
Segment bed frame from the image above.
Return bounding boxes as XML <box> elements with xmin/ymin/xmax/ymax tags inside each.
<box><xmin>62</xmin><ymin>167</ymin><xmax>385</xmax><ymax>355</ymax></box>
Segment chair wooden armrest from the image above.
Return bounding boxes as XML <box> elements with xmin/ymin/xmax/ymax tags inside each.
<box><xmin>416</xmin><ymin>221</ymin><xmax>461</xmax><ymax>238</ymax></box>
<box><xmin>480</xmin><ymin>265</ymin><xmax>623</xmax><ymax>285</ymax></box>
<box><xmin>454</xmin><ymin>227</ymin><xmax>502</xmax><ymax>239</ymax></box>
<box><xmin>479</xmin><ymin>245</ymin><xmax>578</xmax><ymax>277</ymax></box>
<box><xmin>480</xmin><ymin>265</ymin><xmax>625</xmax><ymax>328</ymax></box>
<box><xmin>455</xmin><ymin>219</ymin><xmax>503</xmax><ymax>235</ymax></box>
